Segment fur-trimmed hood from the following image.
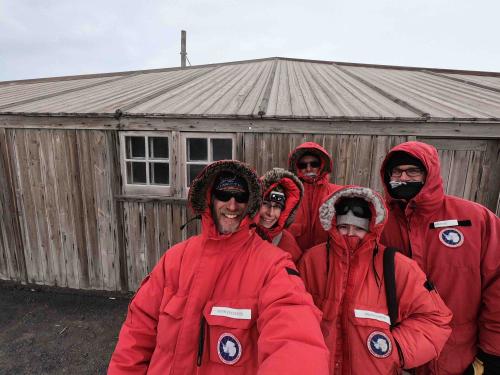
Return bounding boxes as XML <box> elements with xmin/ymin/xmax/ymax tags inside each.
<box><xmin>189</xmin><ymin>160</ymin><xmax>262</xmax><ymax>219</ymax></box>
<box><xmin>319</xmin><ymin>186</ymin><xmax>387</xmax><ymax>241</ymax></box>
<box><xmin>288</xmin><ymin>142</ymin><xmax>333</xmax><ymax>184</ymax></box>
<box><xmin>259</xmin><ymin>168</ymin><xmax>304</xmax><ymax>232</ymax></box>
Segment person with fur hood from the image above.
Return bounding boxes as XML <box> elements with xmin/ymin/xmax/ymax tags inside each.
<box><xmin>380</xmin><ymin>141</ymin><xmax>500</xmax><ymax>375</ymax></box>
<box><xmin>298</xmin><ymin>186</ymin><xmax>452</xmax><ymax>374</ymax></box>
<box><xmin>288</xmin><ymin>142</ymin><xmax>342</xmax><ymax>250</ymax></box>
<box><xmin>108</xmin><ymin>160</ymin><xmax>329</xmax><ymax>375</ymax></box>
<box><xmin>256</xmin><ymin>168</ymin><xmax>304</xmax><ymax>263</ymax></box>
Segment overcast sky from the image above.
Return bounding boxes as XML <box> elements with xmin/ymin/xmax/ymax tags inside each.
<box><xmin>1</xmin><ymin>0</ymin><xmax>499</xmax><ymax>81</ymax></box>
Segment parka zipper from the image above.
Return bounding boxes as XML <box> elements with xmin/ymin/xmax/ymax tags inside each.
<box><xmin>197</xmin><ymin>316</ymin><xmax>206</xmax><ymax>366</ymax></box>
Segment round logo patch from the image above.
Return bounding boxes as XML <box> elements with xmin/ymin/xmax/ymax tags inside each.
<box><xmin>439</xmin><ymin>228</ymin><xmax>464</xmax><ymax>248</ymax></box>
<box><xmin>367</xmin><ymin>331</ymin><xmax>392</xmax><ymax>358</ymax></box>
<box><xmin>217</xmin><ymin>333</ymin><xmax>242</xmax><ymax>365</ymax></box>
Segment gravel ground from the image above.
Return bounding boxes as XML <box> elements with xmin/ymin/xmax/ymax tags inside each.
<box><xmin>0</xmin><ymin>281</ymin><xmax>131</xmax><ymax>375</ymax></box>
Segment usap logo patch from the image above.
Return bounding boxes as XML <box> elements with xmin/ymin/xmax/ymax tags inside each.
<box><xmin>367</xmin><ymin>331</ymin><xmax>392</xmax><ymax>358</ymax></box>
<box><xmin>217</xmin><ymin>333</ymin><xmax>242</xmax><ymax>365</ymax></box>
<box><xmin>439</xmin><ymin>228</ymin><xmax>464</xmax><ymax>248</ymax></box>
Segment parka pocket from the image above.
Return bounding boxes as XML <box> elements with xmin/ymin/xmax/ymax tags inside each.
<box><xmin>349</xmin><ymin>305</ymin><xmax>402</xmax><ymax>374</ymax></box>
<box><xmin>156</xmin><ymin>292</ymin><xmax>187</xmax><ymax>352</ymax></box>
<box><xmin>203</xmin><ymin>298</ymin><xmax>258</xmax><ymax>367</ymax></box>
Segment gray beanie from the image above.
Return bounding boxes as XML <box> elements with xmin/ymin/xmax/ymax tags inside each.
<box><xmin>336</xmin><ymin>210</ymin><xmax>370</xmax><ymax>231</ymax></box>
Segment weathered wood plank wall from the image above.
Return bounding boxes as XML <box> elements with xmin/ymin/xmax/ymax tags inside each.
<box><xmin>0</xmin><ymin>128</ymin><xmax>498</xmax><ymax>291</ymax></box>
<box><xmin>0</xmin><ymin>129</ymin><xmax>122</xmax><ymax>290</ymax></box>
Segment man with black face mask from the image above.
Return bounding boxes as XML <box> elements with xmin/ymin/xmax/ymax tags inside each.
<box><xmin>380</xmin><ymin>141</ymin><xmax>500</xmax><ymax>375</ymax></box>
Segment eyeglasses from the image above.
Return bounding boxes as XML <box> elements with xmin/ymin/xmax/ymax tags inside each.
<box><xmin>297</xmin><ymin>161</ymin><xmax>321</xmax><ymax>169</ymax></box>
<box><xmin>390</xmin><ymin>167</ymin><xmax>424</xmax><ymax>178</ymax></box>
<box><xmin>335</xmin><ymin>199</ymin><xmax>371</xmax><ymax>219</ymax></box>
<box><xmin>213</xmin><ymin>189</ymin><xmax>249</xmax><ymax>204</ymax></box>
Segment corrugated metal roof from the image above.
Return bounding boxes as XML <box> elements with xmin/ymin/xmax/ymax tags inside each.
<box><xmin>1</xmin><ymin>57</ymin><xmax>500</xmax><ymax>121</ymax></box>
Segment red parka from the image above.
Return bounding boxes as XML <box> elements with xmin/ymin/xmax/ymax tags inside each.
<box><xmin>380</xmin><ymin>141</ymin><xmax>500</xmax><ymax>375</ymax></box>
<box><xmin>108</xmin><ymin>161</ymin><xmax>329</xmax><ymax>375</ymax></box>
<box><xmin>288</xmin><ymin>142</ymin><xmax>342</xmax><ymax>250</ymax></box>
<box><xmin>299</xmin><ymin>186</ymin><xmax>452</xmax><ymax>374</ymax></box>
<box><xmin>257</xmin><ymin>168</ymin><xmax>304</xmax><ymax>263</ymax></box>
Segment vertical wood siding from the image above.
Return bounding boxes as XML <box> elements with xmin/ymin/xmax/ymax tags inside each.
<box><xmin>0</xmin><ymin>128</ymin><xmax>498</xmax><ymax>291</ymax></box>
<box><xmin>0</xmin><ymin>129</ymin><xmax>122</xmax><ymax>290</ymax></box>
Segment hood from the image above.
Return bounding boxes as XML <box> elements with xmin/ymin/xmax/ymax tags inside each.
<box><xmin>188</xmin><ymin>160</ymin><xmax>262</xmax><ymax>237</ymax></box>
<box><xmin>319</xmin><ymin>186</ymin><xmax>387</xmax><ymax>246</ymax></box>
<box><xmin>258</xmin><ymin>168</ymin><xmax>304</xmax><ymax>235</ymax></box>
<box><xmin>288</xmin><ymin>142</ymin><xmax>333</xmax><ymax>184</ymax></box>
<box><xmin>380</xmin><ymin>141</ymin><xmax>444</xmax><ymax>210</ymax></box>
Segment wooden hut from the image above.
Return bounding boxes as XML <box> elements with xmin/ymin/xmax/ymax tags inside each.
<box><xmin>1</xmin><ymin>57</ymin><xmax>499</xmax><ymax>292</ymax></box>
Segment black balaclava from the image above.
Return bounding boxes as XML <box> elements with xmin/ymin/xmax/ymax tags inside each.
<box><xmin>385</xmin><ymin>151</ymin><xmax>426</xmax><ymax>200</ymax></box>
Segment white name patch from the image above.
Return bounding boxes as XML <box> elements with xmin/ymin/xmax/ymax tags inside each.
<box><xmin>354</xmin><ymin>309</ymin><xmax>391</xmax><ymax>325</ymax></box>
<box><xmin>433</xmin><ymin>219</ymin><xmax>459</xmax><ymax>228</ymax></box>
<box><xmin>211</xmin><ymin>307</ymin><xmax>252</xmax><ymax>320</ymax></box>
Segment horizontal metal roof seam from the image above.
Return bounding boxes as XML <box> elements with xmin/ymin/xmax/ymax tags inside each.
<box><xmin>333</xmin><ymin>64</ymin><xmax>429</xmax><ymax>117</ymax></box>
<box><xmin>119</xmin><ymin>67</ymin><xmax>220</xmax><ymax>113</ymax></box>
<box><xmin>422</xmin><ymin>71</ymin><xmax>500</xmax><ymax>94</ymax></box>
<box><xmin>204</xmin><ymin>61</ymin><xmax>268</xmax><ymax>115</ymax></box>
<box><xmin>257</xmin><ymin>58</ymin><xmax>278</xmax><ymax>116</ymax></box>
<box><xmin>0</xmin><ymin>73</ymin><xmax>138</xmax><ymax>111</ymax></box>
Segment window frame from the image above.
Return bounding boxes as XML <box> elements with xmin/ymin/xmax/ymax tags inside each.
<box><xmin>180</xmin><ymin>132</ymin><xmax>236</xmax><ymax>197</ymax></box>
<box><xmin>119</xmin><ymin>131</ymin><xmax>173</xmax><ymax>196</ymax></box>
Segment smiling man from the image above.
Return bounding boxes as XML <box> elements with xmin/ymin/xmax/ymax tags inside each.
<box><xmin>108</xmin><ymin>160</ymin><xmax>329</xmax><ymax>375</ymax></box>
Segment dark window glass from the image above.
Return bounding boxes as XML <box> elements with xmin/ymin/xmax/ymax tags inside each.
<box><xmin>126</xmin><ymin>136</ymin><xmax>146</xmax><ymax>158</ymax></box>
<box><xmin>127</xmin><ymin>162</ymin><xmax>147</xmax><ymax>184</ymax></box>
<box><xmin>149</xmin><ymin>137</ymin><xmax>169</xmax><ymax>159</ymax></box>
<box><xmin>188</xmin><ymin>164</ymin><xmax>205</xmax><ymax>185</ymax></box>
<box><xmin>150</xmin><ymin>163</ymin><xmax>169</xmax><ymax>185</ymax></box>
<box><xmin>187</xmin><ymin>138</ymin><xmax>207</xmax><ymax>161</ymax></box>
<box><xmin>212</xmin><ymin>139</ymin><xmax>232</xmax><ymax>160</ymax></box>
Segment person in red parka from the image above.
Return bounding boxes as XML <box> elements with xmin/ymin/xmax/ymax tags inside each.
<box><xmin>256</xmin><ymin>168</ymin><xmax>304</xmax><ymax>263</ymax></box>
<box><xmin>108</xmin><ymin>160</ymin><xmax>329</xmax><ymax>375</ymax></box>
<box><xmin>380</xmin><ymin>141</ymin><xmax>500</xmax><ymax>375</ymax></box>
<box><xmin>299</xmin><ymin>186</ymin><xmax>452</xmax><ymax>374</ymax></box>
<box><xmin>288</xmin><ymin>142</ymin><xmax>342</xmax><ymax>250</ymax></box>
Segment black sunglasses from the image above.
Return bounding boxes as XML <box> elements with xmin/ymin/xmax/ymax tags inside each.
<box><xmin>335</xmin><ymin>198</ymin><xmax>371</xmax><ymax>219</ymax></box>
<box><xmin>213</xmin><ymin>189</ymin><xmax>249</xmax><ymax>204</ymax></box>
<box><xmin>297</xmin><ymin>161</ymin><xmax>321</xmax><ymax>169</ymax></box>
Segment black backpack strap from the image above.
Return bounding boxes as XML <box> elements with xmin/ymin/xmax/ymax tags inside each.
<box><xmin>383</xmin><ymin>247</ymin><xmax>399</xmax><ymax>329</ymax></box>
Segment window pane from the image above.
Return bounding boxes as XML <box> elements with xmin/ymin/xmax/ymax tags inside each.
<box><xmin>188</xmin><ymin>164</ymin><xmax>205</xmax><ymax>186</ymax></box>
<box><xmin>187</xmin><ymin>138</ymin><xmax>207</xmax><ymax>161</ymax></box>
<box><xmin>149</xmin><ymin>137</ymin><xmax>169</xmax><ymax>159</ymax></box>
<box><xmin>127</xmin><ymin>162</ymin><xmax>147</xmax><ymax>184</ymax></box>
<box><xmin>150</xmin><ymin>163</ymin><xmax>169</xmax><ymax>185</ymax></box>
<box><xmin>212</xmin><ymin>138</ymin><xmax>233</xmax><ymax>160</ymax></box>
<box><xmin>126</xmin><ymin>136</ymin><xmax>146</xmax><ymax>158</ymax></box>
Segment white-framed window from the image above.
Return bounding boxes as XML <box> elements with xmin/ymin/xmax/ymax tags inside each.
<box><xmin>119</xmin><ymin>131</ymin><xmax>172</xmax><ymax>196</ymax></box>
<box><xmin>181</xmin><ymin>133</ymin><xmax>236</xmax><ymax>194</ymax></box>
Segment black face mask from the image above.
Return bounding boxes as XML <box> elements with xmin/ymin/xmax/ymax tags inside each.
<box><xmin>389</xmin><ymin>181</ymin><xmax>424</xmax><ymax>200</ymax></box>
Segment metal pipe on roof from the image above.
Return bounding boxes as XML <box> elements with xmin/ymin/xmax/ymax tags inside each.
<box><xmin>181</xmin><ymin>30</ymin><xmax>187</xmax><ymax>68</ymax></box>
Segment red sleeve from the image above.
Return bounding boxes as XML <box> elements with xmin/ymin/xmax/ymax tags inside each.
<box><xmin>108</xmin><ymin>245</ymin><xmax>180</xmax><ymax>374</ymax></box>
<box><xmin>256</xmin><ymin>255</ymin><xmax>329</xmax><ymax>374</ymax></box>
<box><xmin>278</xmin><ymin>230</ymin><xmax>304</xmax><ymax>264</ymax></box>
<box><xmin>478</xmin><ymin>209</ymin><xmax>500</xmax><ymax>356</ymax></box>
<box><xmin>391</xmin><ymin>253</ymin><xmax>453</xmax><ymax>369</ymax></box>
